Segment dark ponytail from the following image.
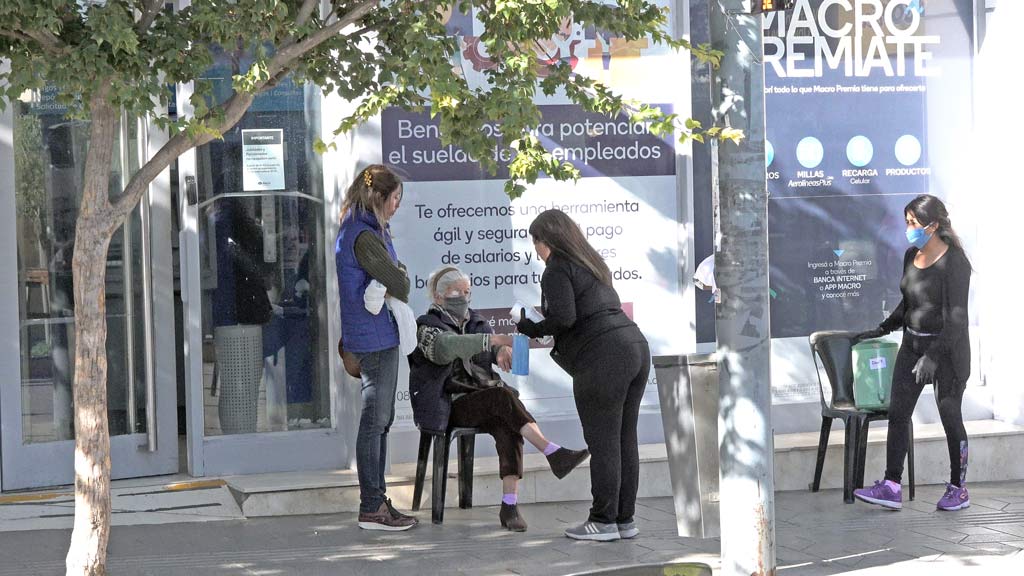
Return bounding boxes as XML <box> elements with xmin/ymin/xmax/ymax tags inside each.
<box><xmin>904</xmin><ymin>194</ymin><xmax>971</xmax><ymax>268</ymax></box>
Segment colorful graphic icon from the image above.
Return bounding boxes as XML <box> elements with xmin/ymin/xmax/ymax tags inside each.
<box><xmin>796</xmin><ymin>137</ymin><xmax>824</xmax><ymax>169</ymax></box>
<box><xmin>895</xmin><ymin>135</ymin><xmax>922</xmax><ymax>166</ymax></box>
<box><xmin>846</xmin><ymin>135</ymin><xmax>874</xmax><ymax>167</ymax></box>
<box><xmin>766</xmin><ymin>140</ymin><xmax>775</xmax><ymax>167</ymax></box>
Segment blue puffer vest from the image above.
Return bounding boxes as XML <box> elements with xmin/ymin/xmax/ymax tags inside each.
<box><xmin>335</xmin><ymin>208</ymin><xmax>400</xmax><ymax>354</ymax></box>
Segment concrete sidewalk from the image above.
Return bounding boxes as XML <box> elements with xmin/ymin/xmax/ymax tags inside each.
<box><xmin>0</xmin><ymin>481</ymin><xmax>1022</xmax><ymax>575</ymax></box>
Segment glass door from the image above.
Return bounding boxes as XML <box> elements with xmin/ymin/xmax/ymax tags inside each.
<box><xmin>177</xmin><ymin>65</ymin><xmax>347</xmax><ymax>477</ymax></box>
<box><xmin>0</xmin><ymin>92</ymin><xmax>178</xmax><ymax>491</ymax></box>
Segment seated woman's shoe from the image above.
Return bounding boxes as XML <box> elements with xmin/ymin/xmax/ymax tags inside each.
<box><xmin>547</xmin><ymin>447</ymin><xmax>590</xmax><ymax>479</ymax></box>
<box><xmin>499</xmin><ymin>503</ymin><xmax>528</xmax><ymax>532</ymax></box>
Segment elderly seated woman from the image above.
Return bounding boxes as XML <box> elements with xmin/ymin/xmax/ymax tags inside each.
<box><xmin>408</xmin><ymin>266</ymin><xmax>590</xmax><ymax>532</ymax></box>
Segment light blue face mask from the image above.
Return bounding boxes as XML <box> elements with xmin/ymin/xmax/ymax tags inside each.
<box><xmin>906</xmin><ymin>226</ymin><xmax>933</xmax><ymax>249</ymax></box>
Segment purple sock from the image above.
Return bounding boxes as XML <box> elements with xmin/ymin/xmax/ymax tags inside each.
<box><xmin>502</xmin><ymin>493</ymin><xmax>517</xmax><ymax>505</ymax></box>
<box><xmin>543</xmin><ymin>442</ymin><xmax>560</xmax><ymax>456</ymax></box>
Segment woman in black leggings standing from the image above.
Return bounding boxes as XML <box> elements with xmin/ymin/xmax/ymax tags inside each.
<box><xmin>517</xmin><ymin>209</ymin><xmax>650</xmax><ymax>541</ymax></box>
<box><xmin>854</xmin><ymin>194</ymin><xmax>972</xmax><ymax>511</ymax></box>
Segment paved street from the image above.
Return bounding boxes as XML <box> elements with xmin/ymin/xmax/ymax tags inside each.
<box><xmin>1</xmin><ymin>482</ymin><xmax>1022</xmax><ymax>575</ymax></box>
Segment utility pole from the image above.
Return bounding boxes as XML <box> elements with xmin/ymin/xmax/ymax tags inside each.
<box><xmin>710</xmin><ymin>1</ymin><xmax>776</xmax><ymax>575</ymax></box>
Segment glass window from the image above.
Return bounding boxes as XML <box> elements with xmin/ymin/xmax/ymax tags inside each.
<box><xmin>13</xmin><ymin>92</ymin><xmax>148</xmax><ymax>443</ymax></box>
<box><xmin>191</xmin><ymin>64</ymin><xmax>330</xmax><ymax>436</ymax></box>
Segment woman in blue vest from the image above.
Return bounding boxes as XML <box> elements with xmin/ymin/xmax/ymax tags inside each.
<box><xmin>336</xmin><ymin>165</ymin><xmax>416</xmax><ymax>531</ymax></box>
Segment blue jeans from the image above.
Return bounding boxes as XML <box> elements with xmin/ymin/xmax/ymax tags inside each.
<box><xmin>354</xmin><ymin>346</ymin><xmax>400</xmax><ymax>513</ymax></box>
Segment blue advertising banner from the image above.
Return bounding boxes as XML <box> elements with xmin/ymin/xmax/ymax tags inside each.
<box><xmin>382</xmin><ymin>105</ymin><xmax>676</xmax><ymax>181</ymax></box>
<box><xmin>764</xmin><ymin>0</ymin><xmax>964</xmax><ymax>339</ymax></box>
<box><xmin>690</xmin><ymin>0</ymin><xmax>975</xmax><ymax>401</ymax></box>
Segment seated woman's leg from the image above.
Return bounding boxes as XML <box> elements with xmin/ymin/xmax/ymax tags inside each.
<box><xmin>450</xmin><ymin>389</ymin><xmax>528</xmax><ymax>530</ymax></box>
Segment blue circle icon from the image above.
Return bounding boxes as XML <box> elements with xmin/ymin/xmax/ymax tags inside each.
<box><xmin>895</xmin><ymin>135</ymin><xmax>922</xmax><ymax>166</ymax></box>
<box><xmin>796</xmin><ymin>137</ymin><xmax>824</xmax><ymax>169</ymax></box>
<box><xmin>766</xmin><ymin>140</ymin><xmax>775</xmax><ymax>167</ymax></box>
<box><xmin>846</xmin><ymin>136</ymin><xmax>873</xmax><ymax>167</ymax></box>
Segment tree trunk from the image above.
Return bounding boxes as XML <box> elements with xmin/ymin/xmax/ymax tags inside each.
<box><xmin>710</xmin><ymin>2</ymin><xmax>775</xmax><ymax>576</ymax></box>
<box><xmin>65</xmin><ymin>95</ymin><xmax>119</xmax><ymax>576</ymax></box>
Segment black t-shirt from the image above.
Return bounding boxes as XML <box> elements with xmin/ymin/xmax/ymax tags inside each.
<box><xmin>901</xmin><ymin>258</ymin><xmax>946</xmax><ymax>334</ymax></box>
<box><xmin>880</xmin><ymin>245</ymin><xmax>972</xmax><ymax>381</ymax></box>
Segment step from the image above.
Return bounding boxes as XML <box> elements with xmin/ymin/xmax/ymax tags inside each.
<box><xmin>226</xmin><ymin>419</ymin><xmax>1024</xmax><ymax>517</ymax></box>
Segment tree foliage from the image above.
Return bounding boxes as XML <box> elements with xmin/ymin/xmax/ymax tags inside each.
<box><xmin>1</xmin><ymin>0</ymin><xmax>734</xmax><ymax>201</ymax></box>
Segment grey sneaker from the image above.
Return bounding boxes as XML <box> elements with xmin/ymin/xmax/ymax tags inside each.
<box><xmin>565</xmin><ymin>520</ymin><xmax>620</xmax><ymax>541</ymax></box>
<box><xmin>617</xmin><ymin>521</ymin><xmax>639</xmax><ymax>539</ymax></box>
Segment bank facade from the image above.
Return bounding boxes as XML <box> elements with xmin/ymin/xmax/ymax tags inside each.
<box><xmin>2</xmin><ymin>0</ymin><xmax>1016</xmax><ymax>493</ymax></box>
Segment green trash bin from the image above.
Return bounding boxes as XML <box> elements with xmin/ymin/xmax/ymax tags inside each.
<box><xmin>852</xmin><ymin>339</ymin><xmax>898</xmax><ymax>410</ymax></box>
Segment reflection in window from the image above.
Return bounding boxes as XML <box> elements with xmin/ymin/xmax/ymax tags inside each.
<box><xmin>13</xmin><ymin>94</ymin><xmax>147</xmax><ymax>444</ymax></box>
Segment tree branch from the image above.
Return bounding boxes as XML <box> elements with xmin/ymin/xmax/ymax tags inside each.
<box><xmin>136</xmin><ymin>0</ymin><xmax>164</xmax><ymax>33</ymax></box>
<box><xmin>113</xmin><ymin>0</ymin><xmax>376</xmax><ymax>220</ymax></box>
<box><xmin>295</xmin><ymin>0</ymin><xmax>319</xmax><ymax>28</ymax></box>
<box><xmin>26</xmin><ymin>29</ymin><xmax>65</xmax><ymax>55</ymax></box>
<box><xmin>0</xmin><ymin>29</ymin><xmax>34</xmax><ymax>43</ymax></box>
<box><xmin>270</xmin><ymin>0</ymin><xmax>378</xmax><ymax>73</ymax></box>
<box><xmin>111</xmin><ymin>92</ymin><xmax>255</xmax><ymax>219</ymax></box>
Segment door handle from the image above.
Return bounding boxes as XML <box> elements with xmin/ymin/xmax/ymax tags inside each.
<box><xmin>185</xmin><ymin>175</ymin><xmax>198</xmax><ymax>206</ymax></box>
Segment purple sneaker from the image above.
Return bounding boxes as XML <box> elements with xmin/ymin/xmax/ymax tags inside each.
<box><xmin>853</xmin><ymin>480</ymin><xmax>902</xmax><ymax>510</ymax></box>
<box><xmin>937</xmin><ymin>483</ymin><xmax>970</xmax><ymax>511</ymax></box>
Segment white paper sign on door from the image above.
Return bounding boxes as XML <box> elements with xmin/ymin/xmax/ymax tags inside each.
<box><xmin>242</xmin><ymin>129</ymin><xmax>285</xmax><ymax>191</ymax></box>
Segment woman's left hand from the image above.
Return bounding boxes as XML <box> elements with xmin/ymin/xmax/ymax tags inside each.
<box><xmin>913</xmin><ymin>355</ymin><xmax>938</xmax><ymax>384</ymax></box>
<box><xmin>497</xmin><ymin>345</ymin><xmax>513</xmax><ymax>371</ymax></box>
<box><xmin>516</xmin><ymin>310</ymin><xmax>541</xmax><ymax>338</ymax></box>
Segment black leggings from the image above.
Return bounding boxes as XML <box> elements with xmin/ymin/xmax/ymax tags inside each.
<box><xmin>884</xmin><ymin>332</ymin><xmax>968</xmax><ymax>487</ymax></box>
<box><xmin>572</xmin><ymin>329</ymin><xmax>650</xmax><ymax>525</ymax></box>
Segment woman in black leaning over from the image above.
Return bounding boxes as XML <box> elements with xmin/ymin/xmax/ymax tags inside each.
<box><xmin>516</xmin><ymin>209</ymin><xmax>651</xmax><ymax>541</ymax></box>
<box><xmin>854</xmin><ymin>194</ymin><xmax>973</xmax><ymax>512</ymax></box>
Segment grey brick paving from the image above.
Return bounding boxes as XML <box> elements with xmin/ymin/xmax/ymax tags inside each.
<box><xmin>1</xmin><ymin>482</ymin><xmax>1024</xmax><ymax>575</ymax></box>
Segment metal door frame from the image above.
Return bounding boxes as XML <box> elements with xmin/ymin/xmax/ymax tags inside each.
<box><xmin>176</xmin><ymin>79</ymin><xmax>348</xmax><ymax>478</ymax></box>
<box><xmin>0</xmin><ymin>101</ymin><xmax>179</xmax><ymax>491</ymax></box>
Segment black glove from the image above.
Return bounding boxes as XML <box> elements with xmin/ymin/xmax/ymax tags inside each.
<box><xmin>854</xmin><ymin>327</ymin><xmax>886</xmax><ymax>342</ymax></box>
<box><xmin>913</xmin><ymin>355</ymin><xmax>937</xmax><ymax>385</ymax></box>
<box><xmin>516</xmin><ymin>309</ymin><xmax>542</xmax><ymax>338</ymax></box>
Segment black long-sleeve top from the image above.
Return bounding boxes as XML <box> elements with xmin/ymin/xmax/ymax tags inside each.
<box><xmin>517</xmin><ymin>253</ymin><xmax>638</xmax><ymax>374</ymax></box>
<box><xmin>879</xmin><ymin>246</ymin><xmax>972</xmax><ymax>382</ymax></box>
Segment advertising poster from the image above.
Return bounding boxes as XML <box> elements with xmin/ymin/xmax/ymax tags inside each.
<box><xmin>689</xmin><ymin>0</ymin><xmax>975</xmax><ymax>401</ymax></box>
<box><xmin>359</xmin><ymin>2</ymin><xmax>690</xmax><ymax>427</ymax></box>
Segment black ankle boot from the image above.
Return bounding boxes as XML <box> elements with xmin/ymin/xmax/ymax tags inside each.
<box><xmin>547</xmin><ymin>447</ymin><xmax>590</xmax><ymax>479</ymax></box>
<box><xmin>499</xmin><ymin>503</ymin><xmax>527</xmax><ymax>532</ymax></box>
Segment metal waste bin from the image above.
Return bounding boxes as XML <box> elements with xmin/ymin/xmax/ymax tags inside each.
<box><xmin>654</xmin><ymin>354</ymin><xmax>720</xmax><ymax>538</ymax></box>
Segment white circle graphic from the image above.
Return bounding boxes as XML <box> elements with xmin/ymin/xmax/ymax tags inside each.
<box><xmin>766</xmin><ymin>140</ymin><xmax>775</xmax><ymax>167</ymax></box>
<box><xmin>894</xmin><ymin>135</ymin><xmax>922</xmax><ymax>166</ymax></box>
<box><xmin>796</xmin><ymin>137</ymin><xmax>824</xmax><ymax>169</ymax></box>
<box><xmin>846</xmin><ymin>135</ymin><xmax>873</xmax><ymax>167</ymax></box>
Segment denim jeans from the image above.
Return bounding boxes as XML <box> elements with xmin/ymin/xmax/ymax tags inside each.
<box><xmin>354</xmin><ymin>346</ymin><xmax>400</xmax><ymax>513</ymax></box>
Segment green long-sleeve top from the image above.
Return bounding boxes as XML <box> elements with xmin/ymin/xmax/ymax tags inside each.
<box><xmin>416</xmin><ymin>307</ymin><xmax>495</xmax><ymax>365</ymax></box>
<box><xmin>354</xmin><ymin>231</ymin><xmax>409</xmax><ymax>302</ymax></box>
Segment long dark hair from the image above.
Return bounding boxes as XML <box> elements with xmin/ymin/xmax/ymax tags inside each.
<box><xmin>529</xmin><ymin>209</ymin><xmax>612</xmax><ymax>286</ymax></box>
<box><xmin>904</xmin><ymin>194</ymin><xmax>971</xmax><ymax>265</ymax></box>
<box><xmin>340</xmin><ymin>164</ymin><xmax>402</xmax><ymax>232</ymax></box>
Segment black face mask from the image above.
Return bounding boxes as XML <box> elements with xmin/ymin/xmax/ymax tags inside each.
<box><xmin>443</xmin><ymin>295</ymin><xmax>470</xmax><ymax>320</ymax></box>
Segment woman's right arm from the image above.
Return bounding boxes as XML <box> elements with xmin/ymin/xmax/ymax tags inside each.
<box><xmin>517</xmin><ymin>265</ymin><xmax>576</xmax><ymax>338</ymax></box>
<box><xmin>354</xmin><ymin>231</ymin><xmax>410</xmax><ymax>302</ymax></box>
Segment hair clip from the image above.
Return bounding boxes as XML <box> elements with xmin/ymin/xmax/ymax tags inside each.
<box><xmin>363</xmin><ymin>170</ymin><xmax>373</xmax><ymax>188</ymax></box>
